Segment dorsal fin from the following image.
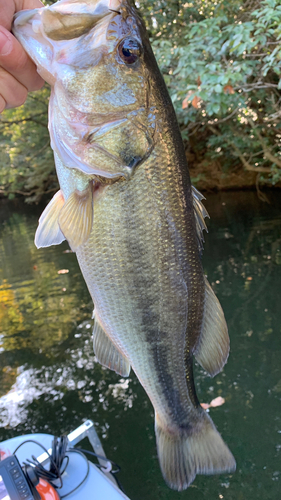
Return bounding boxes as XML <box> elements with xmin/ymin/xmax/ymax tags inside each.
<box><xmin>192</xmin><ymin>185</ymin><xmax>209</xmax><ymax>256</ymax></box>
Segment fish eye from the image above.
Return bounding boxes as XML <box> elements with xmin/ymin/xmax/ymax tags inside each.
<box><xmin>118</xmin><ymin>38</ymin><xmax>142</xmax><ymax>65</ymax></box>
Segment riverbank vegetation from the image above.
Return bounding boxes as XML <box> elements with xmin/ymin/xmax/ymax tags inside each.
<box><xmin>0</xmin><ymin>0</ymin><xmax>281</xmax><ymax>202</ymax></box>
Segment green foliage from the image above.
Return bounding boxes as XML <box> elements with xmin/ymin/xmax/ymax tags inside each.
<box><xmin>0</xmin><ymin>0</ymin><xmax>281</xmax><ymax>202</ymax></box>
<box><xmin>0</xmin><ymin>86</ymin><xmax>57</xmax><ymax>202</ymax></box>
<box><xmin>0</xmin><ymin>1</ymin><xmax>57</xmax><ymax>203</ymax></box>
<box><xmin>142</xmin><ymin>0</ymin><xmax>281</xmax><ymax>184</ymax></box>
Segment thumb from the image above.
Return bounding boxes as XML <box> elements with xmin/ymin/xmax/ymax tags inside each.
<box><xmin>0</xmin><ymin>26</ymin><xmax>44</xmax><ymax>91</ymax></box>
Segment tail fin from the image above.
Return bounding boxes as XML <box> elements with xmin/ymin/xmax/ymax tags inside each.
<box><xmin>155</xmin><ymin>410</ymin><xmax>236</xmax><ymax>491</ymax></box>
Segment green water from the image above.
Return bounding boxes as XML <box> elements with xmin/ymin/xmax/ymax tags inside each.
<box><xmin>0</xmin><ymin>191</ymin><xmax>280</xmax><ymax>500</ymax></box>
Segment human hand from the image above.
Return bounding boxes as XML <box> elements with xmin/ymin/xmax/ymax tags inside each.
<box><xmin>0</xmin><ymin>0</ymin><xmax>44</xmax><ymax>113</ymax></box>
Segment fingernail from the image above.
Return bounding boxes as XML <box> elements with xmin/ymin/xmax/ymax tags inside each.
<box><xmin>0</xmin><ymin>30</ymin><xmax>13</xmax><ymax>56</ymax></box>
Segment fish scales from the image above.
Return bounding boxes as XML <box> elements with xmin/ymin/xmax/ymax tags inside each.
<box><xmin>13</xmin><ymin>0</ymin><xmax>236</xmax><ymax>490</ymax></box>
<box><xmin>77</xmin><ymin>141</ymin><xmax>203</xmax><ymax>425</ymax></box>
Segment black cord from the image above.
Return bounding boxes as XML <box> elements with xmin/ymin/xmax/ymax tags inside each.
<box><xmin>73</xmin><ymin>447</ymin><xmax>125</xmax><ymax>493</ymax></box>
<box><xmin>73</xmin><ymin>447</ymin><xmax>120</xmax><ymax>473</ymax></box>
<box><xmin>13</xmin><ymin>439</ymin><xmax>53</xmax><ymax>457</ymax></box>
<box><xmin>51</xmin><ymin>437</ymin><xmax>69</xmax><ymax>473</ymax></box>
<box><xmin>13</xmin><ymin>440</ymin><xmax>59</xmax><ymax>499</ymax></box>
<box><xmin>13</xmin><ymin>439</ymin><xmax>62</xmax><ymax>485</ymax></box>
<box><xmin>60</xmin><ymin>449</ymin><xmax>90</xmax><ymax>499</ymax></box>
<box><xmin>12</xmin><ymin>436</ymin><xmax>125</xmax><ymax>498</ymax></box>
<box><xmin>12</xmin><ymin>438</ymin><xmax>90</xmax><ymax>499</ymax></box>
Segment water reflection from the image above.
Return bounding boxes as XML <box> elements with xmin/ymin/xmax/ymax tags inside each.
<box><xmin>0</xmin><ymin>192</ymin><xmax>280</xmax><ymax>499</ymax></box>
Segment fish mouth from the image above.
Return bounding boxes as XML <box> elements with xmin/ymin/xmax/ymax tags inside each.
<box><xmin>13</xmin><ymin>10</ymin><xmax>35</xmax><ymax>26</ymax></box>
<box><xmin>13</xmin><ymin>1</ymin><xmax>123</xmax><ymax>42</ymax></box>
<box><xmin>12</xmin><ymin>0</ymin><xmax>126</xmax><ymax>85</ymax></box>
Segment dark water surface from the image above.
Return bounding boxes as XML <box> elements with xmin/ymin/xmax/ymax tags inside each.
<box><xmin>0</xmin><ymin>191</ymin><xmax>280</xmax><ymax>500</ymax></box>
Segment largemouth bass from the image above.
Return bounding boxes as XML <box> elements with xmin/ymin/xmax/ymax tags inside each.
<box><xmin>13</xmin><ymin>0</ymin><xmax>236</xmax><ymax>490</ymax></box>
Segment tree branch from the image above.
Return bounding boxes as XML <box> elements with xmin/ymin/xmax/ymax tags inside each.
<box><xmin>234</xmin><ymin>82</ymin><xmax>279</xmax><ymax>92</ymax></box>
<box><xmin>247</xmin><ymin>117</ymin><xmax>281</xmax><ymax>168</ymax></box>
<box><xmin>207</xmin><ymin>125</ymin><xmax>272</xmax><ymax>173</ymax></box>
<box><xmin>208</xmin><ymin>107</ymin><xmax>239</xmax><ymax>125</ymax></box>
<box><xmin>0</xmin><ymin>113</ymin><xmax>45</xmax><ymax>125</ymax></box>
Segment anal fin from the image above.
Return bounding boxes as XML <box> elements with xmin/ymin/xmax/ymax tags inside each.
<box><xmin>58</xmin><ymin>184</ymin><xmax>93</xmax><ymax>252</ymax></box>
<box><xmin>35</xmin><ymin>190</ymin><xmax>65</xmax><ymax>249</ymax></box>
<box><xmin>194</xmin><ymin>277</ymin><xmax>230</xmax><ymax>377</ymax></box>
<box><xmin>93</xmin><ymin>317</ymin><xmax>131</xmax><ymax>378</ymax></box>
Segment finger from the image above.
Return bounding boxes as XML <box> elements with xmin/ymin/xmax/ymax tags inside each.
<box><xmin>0</xmin><ymin>1</ymin><xmax>44</xmax><ymax>32</ymax></box>
<box><xmin>0</xmin><ymin>26</ymin><xmax>44</xmax><ymax>91</ymax></box>
<box><xmin>0</xmin><ymin>95</ymin><xmax>6</xmax><ymax>113</ymax></box>
<box><xmin>0</xmin><ymin>67</ymin><xmax>28</xmax><ymax>110</ymax></box>
<box><xmin>21</xmin><ymin>1</ymin><xmax>44</xmax><ymax>9</ymax></box>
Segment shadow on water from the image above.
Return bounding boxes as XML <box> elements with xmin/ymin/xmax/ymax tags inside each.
<box><xmin>0</xmin><ymin>191</ymin><xmax>280</xmax><ymax>500</ymax></box>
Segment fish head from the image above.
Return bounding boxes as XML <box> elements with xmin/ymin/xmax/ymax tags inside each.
<box><xmin>13</xmin><ymin>1</ymin><xmax>157</xmax><ymax>180</ymax></box>
<box><xmin>13</xmin><ymin>1</ymin><xmax>124</xmax><ymax>85</ymax></box>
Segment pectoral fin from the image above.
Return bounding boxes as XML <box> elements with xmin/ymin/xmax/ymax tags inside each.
<box><xmin>93</xmin><ymin>317</ymin><xmax>131</xmax><ymax>378</ymax></box>
<box><xmin>194</xmin><ymin>277</ymin><xmax>229</xmax><ymax>377</ymax></box>
<box><xmin>35</xmin><ymin>190</ymin><xmax>66</xmax><ymax>249</ymax></box>
<box><xmin>58</xmin><ymin>185</ymin><xmax>93</xmax><ymax>252</ymax></box>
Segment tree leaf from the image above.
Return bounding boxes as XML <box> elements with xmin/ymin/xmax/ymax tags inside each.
<box><xmin>224</xmin><ymin>85</ymin><xmax>235</xmax><ymax>94</ymax></box>
<box><xmin>192</xmin><ymin>96</ymin><xmax>201</xmax><ymax>109</ymax></box>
